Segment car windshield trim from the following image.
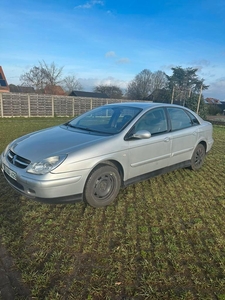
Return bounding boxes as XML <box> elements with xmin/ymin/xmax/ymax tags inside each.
<box><xmin>65</xmin><ymin>105</ymin><xmax>142</xmax><ymax>135</ymax></box>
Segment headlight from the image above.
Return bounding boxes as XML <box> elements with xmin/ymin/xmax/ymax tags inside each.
<box><xmin>27</xmin><ymin>155</ymin><xmax>67</xmax><ymax>175</ymax></box>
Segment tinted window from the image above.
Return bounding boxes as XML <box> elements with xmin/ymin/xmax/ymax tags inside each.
<box><xmin>167</xmin><ymin>108</ymin><xmax>193</xmax><ymax>131</ymax></box>
<box><xmin>135</xmin><ymin>108</ymin><xmax>168</xmax><ymax>135</ymax></box>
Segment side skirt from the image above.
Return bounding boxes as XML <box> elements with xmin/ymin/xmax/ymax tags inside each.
<box><xmin>123</xmin><ymin>160</ymin><xmax>191</xmax><ymax>187</ymax></box>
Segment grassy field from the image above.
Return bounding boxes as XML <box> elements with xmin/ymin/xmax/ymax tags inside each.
<box><xmin>0</xmin><ymin>117</ymin><xmax>225</xmax><ymax>300</ymax></box>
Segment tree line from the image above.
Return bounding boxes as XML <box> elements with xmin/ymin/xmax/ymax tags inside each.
<box><xmin>16</xmin><ymin>60</ymin><xmax>208</xmax><ymax>114</ymax></box>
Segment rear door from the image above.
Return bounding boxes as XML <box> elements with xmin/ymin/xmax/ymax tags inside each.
<box><xmin>166</xmin><ymin>107</ymin><xmax>199</xmax><ymax>165</ymax></box>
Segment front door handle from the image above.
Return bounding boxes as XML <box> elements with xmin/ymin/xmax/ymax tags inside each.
<box><xmin>164</xmin><ymin>137</ymin><xmax>170</xmax><ymax>142</ymax></box>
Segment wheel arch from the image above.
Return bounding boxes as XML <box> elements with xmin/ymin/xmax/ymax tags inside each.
<box><xmin>198</xmin><ymin>140</ymin><xmax>207</xmax><ymax>152</ymax></box>
<box><xmin>88</xmin><ymin>159</ymin><xmax>124</xmax><ymax>184</ymax></box>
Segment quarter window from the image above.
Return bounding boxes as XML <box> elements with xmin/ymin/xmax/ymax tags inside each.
<box><xmin>187</xmin><ymin>111</ymin><xmax>200</xmax><ymax>125</ymax></box>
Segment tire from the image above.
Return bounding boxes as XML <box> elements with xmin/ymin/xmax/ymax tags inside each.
<box><xmin>190</xmin><ymin>144</ymin><xmax>206</xmax><ymax>171</ymax></box>
<box><xmin>84</xmin><ymin>165</ymin><xmax>121</xmax><ymax>208</ymax></box>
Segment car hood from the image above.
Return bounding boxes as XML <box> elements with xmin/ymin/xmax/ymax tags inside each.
<box><xmin>11</xmin><ymin>125</ymin><xmax>108</xmax><ymax>161</ymax></box>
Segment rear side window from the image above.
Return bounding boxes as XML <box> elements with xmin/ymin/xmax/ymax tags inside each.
<box><xmin>167</xmin><ymin>108</ymin><xmax>194</xmax><ymax>131</ymax></box>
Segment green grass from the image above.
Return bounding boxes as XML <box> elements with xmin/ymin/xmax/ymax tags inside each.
<box><xmin>0</xmin><ymin>118</ymin><xmax>225</xmax><ymax>299</ymax></box>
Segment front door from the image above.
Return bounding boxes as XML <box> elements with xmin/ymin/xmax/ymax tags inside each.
<box><xmin>126</xmin><ymin>108</ymin><xmax>171</xmax><ymax>180</ymax></box>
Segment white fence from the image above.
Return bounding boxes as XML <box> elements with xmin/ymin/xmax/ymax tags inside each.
<box><xmin>0</xmin><ymin>93</ymin><xmax>133</xmax><ymax>117</ymax></box>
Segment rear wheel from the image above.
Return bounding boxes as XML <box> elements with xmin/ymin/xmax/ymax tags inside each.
<box><xmin>84</xmin><ymin>165</ymin><xmax>121</xmax><ymax>208</ymax></box>
<box><xmin>190</xmin><ymin>144</ymin><xmax>206</xmax><ymax>170</ymax></box>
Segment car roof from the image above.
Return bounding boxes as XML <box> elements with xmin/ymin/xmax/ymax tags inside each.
<box><xmin>105</xmin><ymin>102</ymin><xmax>202</xmax><ymax>119</ymax></box>
<box><xmin>106</xmin><ymin>101</ymin><xmax>187</xmax><ymax>110</ymax></box>
<box><xmin>107</xmin><ymin>101</ymin><xmax>164</xmax><ymax>109</ymax></box>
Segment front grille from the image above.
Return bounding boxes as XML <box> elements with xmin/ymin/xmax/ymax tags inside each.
<box><xmin>7</xmin><ymin>150</ymin><xmax>30</xmax><ymax>169</ymax></box>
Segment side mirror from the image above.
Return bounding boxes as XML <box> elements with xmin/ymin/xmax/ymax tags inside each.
<box><xmin>132</xmin><ymin>130</ymin><xmax>151</xmax><ymax>139</ymax></box>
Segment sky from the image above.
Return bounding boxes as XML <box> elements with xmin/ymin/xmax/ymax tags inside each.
<box><xmin>1</xmin><ymin>0</ymin><xmax>225</xmax><ymax>100</ymax></box>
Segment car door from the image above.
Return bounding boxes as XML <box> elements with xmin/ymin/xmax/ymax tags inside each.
<box><xmin>126</xmin><ymin>108</ymin><xmax>171</xmax><ymax>180</ymax></box>
<box><xmin>166</xmin><ymin>107</ymin><xmax>199</xmax><ymax>165</ymax></box>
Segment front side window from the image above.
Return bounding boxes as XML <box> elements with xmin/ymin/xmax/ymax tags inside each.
<box><xmin>167</xmin><ymin>108</ymin><xmax>193</xmax><ymax>131</ymax></box>
<box><xmin>134</xmin><ymin>108</ymin><xmax>168</xmax><ymax>135</ymax></box>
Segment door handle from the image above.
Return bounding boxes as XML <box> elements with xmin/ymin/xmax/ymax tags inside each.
<box><xmin>164</xmin><ymin>137</ymin><xmax>170</xmax><ymax>142</ymax></box>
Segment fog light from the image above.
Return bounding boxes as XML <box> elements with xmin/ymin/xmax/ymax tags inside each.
<box><xmin>28</xmin><ymin>188</ymin><xmax>35</xmax><ymax>195</ymax></box>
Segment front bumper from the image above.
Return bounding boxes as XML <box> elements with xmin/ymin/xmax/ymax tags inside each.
<box><xmin>1</xmin><ymin>155</ymin><xmax>89</xmax><ymax>204</ymax></box>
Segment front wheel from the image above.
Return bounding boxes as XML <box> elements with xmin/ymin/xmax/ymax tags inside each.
<box><xmin>190</xmin><ymin>144</ymin><xmax>206</xmax><ymax>170</ymax></box>
<box><xmin>84</xmin><ymin>165</ymin><xmax>121</xmax><ymax>208</ymax></box>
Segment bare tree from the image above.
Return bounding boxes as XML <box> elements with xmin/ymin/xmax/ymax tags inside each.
<box><xmin>20</xmin><ymin>66</ymin><xmax>46</xmax><ymax>90</ymax></box>
<box><xmin>39</xmin><ymin>60</ymin><xmax>63</xmax><ymax>86</ymax></box>
<box><xmin>94</xmin><ymin>85</ymin><xmax>123</xmax><ymax>98</ymax></box>
<box><xmin>20</xmin><ymin>61</ymin><xmax>64</xmax><ymax>91</ymax></box>
<box><xmin>62</xmin><ymin>76</ymin><xmax>83</xmax><ymax>95</ymax></box>
<box><xmin>126</xmin><ymin>69</ymin><xmax>167</xmax><ymax>100</ymax></box>
<box><xmin>152</xmin><ymin>71</ymin><xmax>168</xmax><ymax>91</ymax></box>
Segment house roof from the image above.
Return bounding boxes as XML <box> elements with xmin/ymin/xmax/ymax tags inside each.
<box><xmin>69</xmin><ymin>90</ymin><xmax>109</xmax><ymax>98</ymax></box>
<box><xmin>0</xmin><ymin>66</ymin><xmax>10</xmax><ymax>92</ymax></box>
<box><xmin>205</xmin><ymin>97</ymin><xmax>222</xmax><ymax>104</ymax></box>
<box><xmin>9</xmin><ymin>84</ymin><xmax>35</xmax><ymax>93</ymax></box>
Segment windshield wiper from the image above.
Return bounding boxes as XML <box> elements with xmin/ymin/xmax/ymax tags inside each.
<box><xmin>66</xmin><ymin>123</ymin><xmax>103</xmax><ymax>133</ymax></box>
<box><xmin>66</xmin><ymin>123</ymin><xmax>112</xmax><ymax>135</ymax></box>
<box><xmin>66</xmin><ymin>123</ymin><xmax>85</xmax><ymax>130</ymax></box>
<box><xmin>66</xmin><ymin>123</ymin><xmax>76</xmax><ymax>128</ymax></box>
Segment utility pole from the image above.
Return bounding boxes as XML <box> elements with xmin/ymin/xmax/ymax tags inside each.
<box><xmin>196</xmin><ymin>84</ymin><xmax>203</xmax><ymax>114</ymax></box>
<box><xmin>171</xmin><ymin>86</ymin><xmax>175</xmax><ymax>104</ymax></box>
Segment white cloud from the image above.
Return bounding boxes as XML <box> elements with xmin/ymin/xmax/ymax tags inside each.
<box><xmin>189</xmin><ymin>60</ymin><xmax>211</xmax><ymax>67</ymax></box>
<box><xmin>116</xmin><ymin>58</ymin><xmax>130</xmax><ymax>64</ymax></box>
<box><xmin>78</xmin><ymin>76</ymin><xmax>129</xmax><ymax>92</ymax></box>
<box><xmin>75</xmin><ymin>0</ymin><xmax>104</xmax><ymax>9</ymax></box>
<box><xmin>105</xmin><ymin>51</ymin><xmax>116</xmax><ymax>58</ymax></box>
<box><xmin>203</xmin><ymin>77</ymin><xmax>225</xmax><ymax>100</ymax></box>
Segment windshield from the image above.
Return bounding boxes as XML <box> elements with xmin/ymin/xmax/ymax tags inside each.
<box><xmin>66</xmin><ymin>105</ymin><xmax>142</xmax><ymax>134</ymax></box>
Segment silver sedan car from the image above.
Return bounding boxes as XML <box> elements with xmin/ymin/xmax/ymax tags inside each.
<box><xmin>0</xmin><ymin>102</ymin><xmax>213</xmax><ymax>207</ymax></box>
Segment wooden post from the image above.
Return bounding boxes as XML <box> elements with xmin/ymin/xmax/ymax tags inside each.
<box><xmin>28</xmin><ymin>94</ymin><xmax>31</xmax><ymax>117</ymax></box>
<box><xmin>52</xmin><ymin>96</ymin><xmax>54</xmax><ymax>117</ymax></box>
<box><xmin>0</xmin><ymin>93</ymin><xmax>3</xmax><ymax>118</ymax></box>
<box><xmin>90</xmin><ymin>98</ymin><xmax>92</xmax><ymax>110</ymax></box>
<box><xmin>188</xmin><ymin>88</ymin><xmax>192</xmax><ymax>98</ymax></box>
<box><xmin>196</xmin><ymin>85</ymin><xmax>203</xmax><ymax>114</ymax></box>
<box><xmin>72</xmin><ymin>97</ymin><xmax>75</xmax><ymax>116</ymax></box>
<box><xmin>171</xmin><ymin>86</ymin><xmax>175</xmax><ymax>104</ymax></box>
